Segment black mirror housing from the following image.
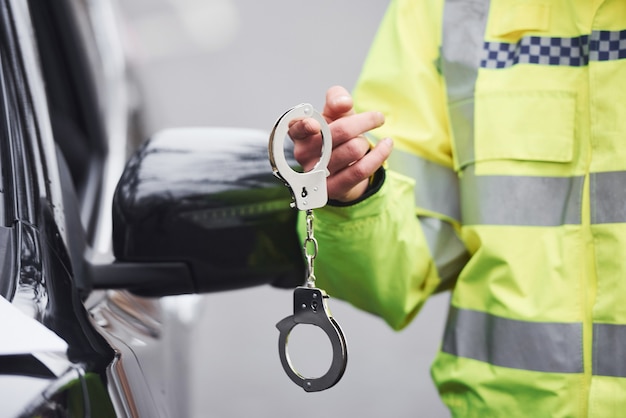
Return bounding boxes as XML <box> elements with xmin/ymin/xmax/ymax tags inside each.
<box><xmin>106</xmin><ymin>127</ymin><xmax>305</xmax><ymax>296</ymax></box>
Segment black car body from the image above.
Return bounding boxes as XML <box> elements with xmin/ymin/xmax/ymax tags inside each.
<box><xmin>0</xmin><ymin>0</ymin><xmax>302</xmax><ymax>416</ymax></box>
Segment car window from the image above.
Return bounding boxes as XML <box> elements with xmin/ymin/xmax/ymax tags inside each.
<box><xmin>0</xmin><ymin>31</ymin><xmax>13</xmax><ymax>299</ymax></box>
<box><xmin>0</xmin><ymin>5</ymin><xmax>34</xmax><ymax>226</ymax></box>
<box><xmin>27</xmin><ymin>0</ymin><xmax>106</xmax><ymax>241</ymax></box>
<box><xmin>0</xmin><ymin>0</ymin><xmax>36</xmax><ymax>297</ymax></box>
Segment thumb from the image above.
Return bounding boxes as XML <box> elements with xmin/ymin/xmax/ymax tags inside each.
<box><xmin>323</xmin><ymin>85</ymin><xmax>355</xmax><ymax>121</ymax></box>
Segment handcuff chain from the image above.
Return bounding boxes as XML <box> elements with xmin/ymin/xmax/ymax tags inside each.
<box><xmin>303</xmin><ymin>209</ymin><xmax>318</xmax><ymax>287</ymax></box>
<box><xmin>272</xmin><ymin>104</ymin><xmax>347</xmax><ymax>392</ymax></box>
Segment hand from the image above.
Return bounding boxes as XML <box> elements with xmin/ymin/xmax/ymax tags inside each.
<box><xmin>288</xmin><ymin>86</ymin><xmax>393</xmax><ymax>202</ymax></box>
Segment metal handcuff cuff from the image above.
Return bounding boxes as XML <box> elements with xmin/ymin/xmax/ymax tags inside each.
<box><xmin>269</xmin><ymin>103</ymin><xmax>348</xmax><ymax>392</ymax></box>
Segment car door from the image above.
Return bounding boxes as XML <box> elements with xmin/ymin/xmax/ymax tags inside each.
<box><xmin>0</xmin><ymin>0</ymin><xmax>118</xmax><ymax>415</ymax></box>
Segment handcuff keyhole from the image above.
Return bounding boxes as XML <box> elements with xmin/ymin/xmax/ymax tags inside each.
<box><xmin>311</xmin><ymin>301</ymin><xmax>318</xmax><ymax>312</ymax></box>
<box><xmin>301</xmin><ymin>187</ymin><xmax>308</xmax><ymax>198</ymax></box>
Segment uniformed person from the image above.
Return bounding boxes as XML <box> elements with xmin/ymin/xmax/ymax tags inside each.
<box><xmin>289</xmin><ymin>0</ymin><xmax>626</xmax><ymax>416</ymax></box>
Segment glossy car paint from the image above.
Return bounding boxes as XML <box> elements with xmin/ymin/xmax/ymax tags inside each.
<box><xmin>0</xmin><ymin>0</ymin><xmax>306</xmax><ymax>415</ymax></box>
<box><xmin>110</xmin><ymin>127</ymin><xmax>303</xmax><ymax>296</ymax></box>
<box><xmin>1</xmin><ymin>0</ymin><xmax>204</xmax><ymax>416</ymax></box>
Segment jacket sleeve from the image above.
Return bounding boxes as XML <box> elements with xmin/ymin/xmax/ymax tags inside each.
<box><xmin>300</xmin><ymin>0</ymin><xmax>469</xmax><ymax>331</ymax></box>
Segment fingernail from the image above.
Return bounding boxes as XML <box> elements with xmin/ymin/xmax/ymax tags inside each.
<box><xmin>332</xmin><ymin>95</ymin><xmax>351</xmax><ymax>106</ymax></box>
<box><xmin>383</xmin><ymin>137</ymin><xmax>393</xmax><ymax>147</ymax></box>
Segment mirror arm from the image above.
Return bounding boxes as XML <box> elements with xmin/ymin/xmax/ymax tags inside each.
<box><xmin>89</xmin><ymin>261</ymin><xmax>195</xmax><ymax>297</ymax></box>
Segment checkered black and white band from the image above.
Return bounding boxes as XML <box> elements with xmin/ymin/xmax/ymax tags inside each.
<box><xmin>481</xmin><ymin>30</ymin><xmax>626</xmax><ymax>68</ymax></box>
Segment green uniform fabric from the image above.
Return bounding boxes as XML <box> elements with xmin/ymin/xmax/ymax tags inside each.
<box><xmin>300</xmin><ymin>0</ymin><xmax>626</xmax><ymax>416</ymax></box>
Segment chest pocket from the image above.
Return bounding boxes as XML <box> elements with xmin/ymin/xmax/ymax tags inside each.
<box><xmin>443</xmin><ymin>0</ymin><xmax>575</xmax><ymax>169</ymax></box>
<box><xmin>475</xmin><ymin>0</ymin><xmax>574</xmax><ymax>166</ymax></box>
<box><xmin>475</xmin><ymin>90</ymin><xmax>575</xmax><ymax>164</ymax></box>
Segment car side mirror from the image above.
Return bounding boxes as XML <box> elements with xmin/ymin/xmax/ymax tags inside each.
<box><xmin>91</xmin><ymin>127</ymin><xmax>305</xmax><ymax>296</ymax></box>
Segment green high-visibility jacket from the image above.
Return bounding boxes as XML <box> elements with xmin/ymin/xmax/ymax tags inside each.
<box><xmin>300</xmin><ymin>0</ymin><xmax>626</xmax><ymax>416</ymax></box>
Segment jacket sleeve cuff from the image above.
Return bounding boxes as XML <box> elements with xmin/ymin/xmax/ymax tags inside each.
<box><xmin>327</xmin><ymin>166</ymin><xmax>386</xmax><ymax>207</ymax></box>
<box><xmin>314</xmin><ymin>169</ymin><xmax>415</xmax><ymax>224</ymax></box>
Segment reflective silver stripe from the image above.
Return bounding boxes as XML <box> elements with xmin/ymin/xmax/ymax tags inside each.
<box><xmin>419</xmin><ymin>216</ymin><xmax>470</xmax><ymax>290</ymax></box>
<box><xmin>447</xmin><ymin>99</ymin><xmax>475</xmax><ymax>168</ymax></box>
<box><xmin>441</xmin><ymin>0</ymin><xmax>487</xmax><ymax>100</ymax></box>
<box><xmin>593</xmin><ymin>323</ymin><xmax>626</xmax><ymax>377</ymax></box>
<box><xmin>441</xmin><ymin>0</ymin><xmax>488</xmax><ymax>169</ymax></box>
<box><xmin>461</xmin><ymin>167</ymin><xmax>584</xmax><ymax>226</ymax></box>
<box><xmin>387</xmin><ymin>149</ymin><xmax>461</xmax><ymax>221</ymax></box>
<box><xmin>591</xmin><ymin>171</ymin><xmax>626</xmax><ymax>224</ymax></box>
<box><xmin>384</xmin><ymin>148</ymin><xmax>468</xmax><ymax>285</ymax></box>
<box><xmin>442</xmin><ymin>307</ymin><xmax>583</xmax><ymax>373</ymax></box>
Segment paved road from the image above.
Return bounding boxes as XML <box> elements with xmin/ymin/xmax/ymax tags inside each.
<box><xmin>118</xmin><ymin>1</ymin><xmax>451</xmax><ymax>417</ymax></box>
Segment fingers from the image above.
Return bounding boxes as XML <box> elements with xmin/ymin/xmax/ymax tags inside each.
<box><xmin>289</xmin><ymin>85</ymin><xmax>354</xmax><ymax>140</ymax></box>
<box><xmin>327</xmin><ymin>138</ymin><xmax>394</xmax><ymax>202</ymax></box>
<box><xmin>289</xmin><ymin>85</ymin><xmax>381</xmax><ymax>143</ymax></box>
<box><xmin>288</xmin><ymin>117</ymin><xmax>320</xmax><ymax>140</ymax></box>
<box><xmin>288</xmin><ymin>118</ymin><xmax>322</xmax><ymax>172</ymax></box>
<box><xmin>288</xmin><ymin>85</ymin><xmax>354</xmax><ymax>142</ymax></box>
<box><xmin>329</xmin><ymin>111</ymin><xmax>384</xmax><ymax>146</ymax></box>
<box><xmin>326</xmin><ymin>135</ymin><xmax>371</xmax><ymax>174</ymax></box>
<box><xmin>323</xmin><ymin>85</ymin><xmax>355</xmax><ymax>121</ymax></box>
<box><xmin>288</xmin><ymin>85</ymin><xmax>392</xmax><ymax>202</ymax></box>
<box><xmin>292</xmin><ymin>110</ymin><xmax>384</xmax><ymax>172</ymax></box>
<box><xmin>292</xmin><ymin>110</ymin><xmax>383</xmax><ymax>145</ymax></box>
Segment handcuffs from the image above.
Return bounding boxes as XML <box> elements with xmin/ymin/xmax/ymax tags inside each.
<box><xmin>269</xmin><ymin>103</ymin><xmax>348</xmax><ymax>392</ymax></box>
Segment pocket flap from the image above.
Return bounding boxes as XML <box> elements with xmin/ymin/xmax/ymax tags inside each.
<box><xmin>489</xmin><ymin>2</ymin><xmax>551</xmax><ymax>38</ymax></box>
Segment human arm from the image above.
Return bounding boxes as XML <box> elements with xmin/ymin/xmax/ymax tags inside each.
<box><xmin>293</xmin><ymin>0</ymin><xmax>468</xmax><ymax>330</ymax></box>
<box><xmin>288</xmin><ymin>85</ymin><xmax>393</xmax><ymax>203</ymax></box>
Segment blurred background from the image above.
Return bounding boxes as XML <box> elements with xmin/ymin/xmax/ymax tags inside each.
<box><xmin>117</xmin><ymin>0</ymin><xmax>450</xmax><ymax>417</ymax></box>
